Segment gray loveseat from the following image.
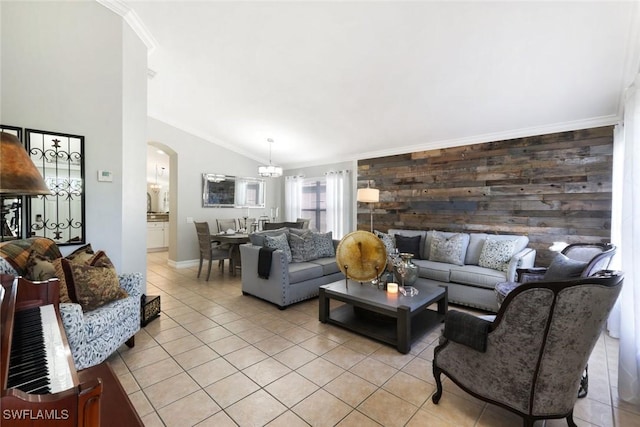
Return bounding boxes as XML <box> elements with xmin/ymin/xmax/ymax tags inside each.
<box><xmin>240</xmin><ymin>228</ymin><xmax>344</xmax><ymax>309</ymax></box>
<box><xmin>383</xmin><ymin>229</ymin><xmax>536</xmax><ymax>312</ymax></box>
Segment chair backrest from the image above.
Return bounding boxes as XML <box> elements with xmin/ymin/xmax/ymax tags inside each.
<box><xmin>194</xmin><ymin>221</ymin><xmax>212</xmax><ymax>255</ymax></box>
<box><xmin>296</xmin><ymin>218</ymin><xmax>311</xmax><ymax>229</ymax></box>
<box><xmin>217</xmin><ymin>218</ymin><xmax>236</xmax><ymax>233</ymax></box>
<box><xmin>262</xmin><ymin>221</ymin><xmax>304</xmax><ymax>231</ymax></box>
<box><xmin>494</xmin><ymin>271</ymin><xmax>623</xmax><ymax>416</ymax></box>
<box><xmin>562</xmin><ymin>243</ymin><xmax>616</xmax><ymax>277</ymax></box>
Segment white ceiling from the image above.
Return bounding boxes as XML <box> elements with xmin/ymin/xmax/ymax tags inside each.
<box><xmin>122</xmin><ymin>1</ymin><xmax>639</xmax><ymax>170</ymax></box>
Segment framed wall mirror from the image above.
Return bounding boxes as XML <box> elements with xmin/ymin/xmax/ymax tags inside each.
<box><xmin>202</xmin><ymin>174</ymin><xmax>265</xmax><ymax>208</ymax></box>
<box><xmin>26</xmin><ymin>129</ymin><xmax>85</xmax><ymax>244</ymax></box>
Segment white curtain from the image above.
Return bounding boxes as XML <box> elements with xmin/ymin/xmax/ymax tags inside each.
<box><xmin>610</xmin><ymin>76</ymin><xmax>640</xmax><ymax>405</ymax></box>
<box><xmin>284</xmin><ymin>175</ymin><xmax>304</xmax><ymax>221</ymax></box>
<box><xmin>326</xmin><ymin>170</ymin><xmax>351</xmax><ymax>238</ymax></box>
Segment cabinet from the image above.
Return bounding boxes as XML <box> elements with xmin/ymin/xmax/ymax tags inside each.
<box><xmin>147</xmin><ymin>221</ymin><xmax>169</xmax><ymax>250</ymax></box>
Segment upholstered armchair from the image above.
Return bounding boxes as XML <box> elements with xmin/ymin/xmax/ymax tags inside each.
<box><xmin>432</xmin><ymin>271</ymin><xmax>623</xmax><ymax>427</ymax></box>
<box><xmin>496</xmin><ymin>243</ymin><xmax>616</xmax><ymax>306</ymax></box>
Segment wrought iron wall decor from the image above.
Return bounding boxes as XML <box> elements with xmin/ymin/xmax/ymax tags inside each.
<box><xmin>26</xmin><ymin>129</ymin><xmax>85</xmax><ymax>245</ymax></box>
<box><xmin>0</xmin><ymin>125</ymin><xmax>23</xmax><ymax>242</ymax></box>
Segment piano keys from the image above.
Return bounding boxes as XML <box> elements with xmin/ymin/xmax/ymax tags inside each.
<box><xmin>1</xmin><ymin>274</ymin><xmax>102</xmax><ymax>426</ymax></box>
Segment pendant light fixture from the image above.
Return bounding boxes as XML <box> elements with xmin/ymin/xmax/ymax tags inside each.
<box><xmin>258</xmin><ymin>138</ymin><xmax>283</xmax><ymax>178</ymax></box>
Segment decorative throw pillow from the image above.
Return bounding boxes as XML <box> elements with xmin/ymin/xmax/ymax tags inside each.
<box><xmin>249</xmin><ymin>228</ymin><xmax>289</xmax><ymax>246</ymax></box>
<box><xmin>374</xmin><ymin>230</ymin><xmax>395</xmax><ymax>257</ymax></box>
<box><xmin>58</xmin><ymin>258</ymin><xmax>127</xmax><ymax>312</ymax></box>
<box><xmin>24</xmin><ymin>250</ymin><xmax>57</xmax><ymax>281</ymax></box>
<box><xmin>89</xmin><ymin>250</ymin><xmax>115</xmax><ymax>269</ymax></box>
<box><xmin>0</xmin><ymin>237</ymin><xmax>62</xmax><ymax>274</ymax></box>
<box><xmin>395</xmin><ymin>234</ymin><xmax>421</xmax><ymax>259</ymax></box>
<box><xmin>478</xmin><ymin>238</ymin><xmax>517</xmax><ymax>272</ymax></box>
<box><xmin>429</xmin><ymin>233</ymin><xmax>467</xmax><ymax>265</ymax></box>
<box><xmin>288</xmin><ymin>232</ymin><xmax>318</xmax><ymax>262</ymax></box>
<box><xmin>265</xmin><ymin>233</ymin><xmax>293</xmax><ymax>263</ymax></box>
<box><xmin>66</xmin><ymin>244</ymin><xmax>95</xmax><ymax>265</ymax></box>
<box><xmin>313</xmin><ymin>231</ymin><xmax>335</xmax><ymax>258</ymax></box>
<box><xmin>52</xmin><ymin>258</ymin><xmax>73</xmax><ymax>304</ymax></box>
<box><xmin>543</xmin><ymin>253</ymin><xmax>588</xmax><ymax>281</ymax></box>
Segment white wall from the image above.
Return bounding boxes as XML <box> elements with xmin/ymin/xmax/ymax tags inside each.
<box><xmin>148</xmin><ymin>118</ymin><xmax>281</xmax><ymax>265</ymax></box>
<box><xmin>1</xmin><ymin>1</ymin><xmax>148</xmax><ymax>276</ymax></box>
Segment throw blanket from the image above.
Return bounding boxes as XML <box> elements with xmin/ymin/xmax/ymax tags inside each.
<box><xmin>443</xmin><ymin>310</ymin><xmax>491</xmax><ymax>352</ymax></box>
<box><xmin>258</xmin><ymin>246</ymin><xmax>276</xmax><ymax>279</ymax></box>
<box><xmin>0</xmin><ymin>237</ymin><xmax>62</xmax><ymax>274</ymax></box>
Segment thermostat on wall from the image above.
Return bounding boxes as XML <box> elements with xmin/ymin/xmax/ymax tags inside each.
<box><xmin>98</xmin><ymin>170</ymin><xmax>113</xmax><ymax>182</ymax></box>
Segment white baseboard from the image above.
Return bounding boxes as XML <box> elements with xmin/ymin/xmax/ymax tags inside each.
<box><xmin>169</xmin><ymin>259</ymin><xmax>200</xmax><ymax>269</ymax></box>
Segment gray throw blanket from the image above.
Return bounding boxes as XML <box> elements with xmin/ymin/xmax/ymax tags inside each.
<box><xmin>443</xmin><ymin>310</ymin><xmax>491</xmax><ymax>352</ymax></box>
<box><xmin>258</xmin><ymin>246</ymin><xmax>276</xmax><ymax>279</ymax></box>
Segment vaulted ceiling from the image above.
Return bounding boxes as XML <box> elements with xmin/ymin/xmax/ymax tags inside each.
<box><xmin>115</xmin><ymin>1</ymin><xmax>640</xmax><ymax>169</ymax></box>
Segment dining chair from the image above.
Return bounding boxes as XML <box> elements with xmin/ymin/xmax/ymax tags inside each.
<box><xmin>216</xmin><ymin>218</ymin><xmax>237</xmax><ymax>233</ymax></box>
<box><xmin>194</xmin><ymin>221</ymin><xmax>231</xmax><ymax>281</ymax></box>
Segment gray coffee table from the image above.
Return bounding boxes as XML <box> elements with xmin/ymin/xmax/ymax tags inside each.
<box><xmin>319</xmin><ymin>279</ymin><xmax>448</xmax><ymax>354</ymax></box>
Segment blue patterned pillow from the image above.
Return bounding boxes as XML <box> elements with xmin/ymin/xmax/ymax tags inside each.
<box><xmin>375</xmin><ymin>230</ymin><xmax>395</xmax><ymax>256</ymax></box>
<box><xmin>289</xmin><ymin>232</ymin><xmax>318</xmax><ymax>262</ymax></box>
<box><xmin>265</xmin><ymin>233</ymin><xmax>293</xmax><ymax>263</ymax></box>
<box><xmin>478</xmin><ymin>238</ymin><xmax>517</xmax><ymax>272</ymax></box>
<box><xmin>313</xmin><ymin>231</ymin><xmax>335</xmax><ymax>258</ymax></box>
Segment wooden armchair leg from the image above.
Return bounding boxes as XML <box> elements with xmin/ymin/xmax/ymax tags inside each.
<box><xmin>125</xmin><ymin>336</ymin><xmax>135</xmax><ymax>348</ymax></box>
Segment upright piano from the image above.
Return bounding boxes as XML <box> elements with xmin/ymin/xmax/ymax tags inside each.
<box><xmin>0</xmin><ymin>274</ymin><xmax>102</xmax><ymax>426</ymax></box>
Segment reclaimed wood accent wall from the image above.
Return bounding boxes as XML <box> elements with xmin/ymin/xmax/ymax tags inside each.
<box><xmin>357</xmin><ymin>126</ymin><xmax>614</xmax><ymax>266</ymax></box>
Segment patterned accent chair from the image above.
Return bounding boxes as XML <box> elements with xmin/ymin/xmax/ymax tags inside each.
<box><xmin>0</xmin><ymin>238</ymin><xmax>142</xmax><ymax>370</ymax></box>
<box><xmin>432</xmin><ymin>270</ymin><xmax>623</xmax><ymax>427</ymax></box>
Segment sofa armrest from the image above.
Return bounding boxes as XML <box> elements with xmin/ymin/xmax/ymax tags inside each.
<box><xmin>517</xmin><ymin>267</ymin><xmax>547</xmax><ymax>283</ymax></box>
<box><xmin>240</xmin><ymin>244</ymin><xmax>291</xmax><ymax>306</ymax></box>
<box><xmin>442</xmin><ymin>310</ymin><xmax>491</xmax><ymax>352</ymax></box>
<box><xmin>59</xmin><ymin>302</ymin><xmax>86</xmax><ymax>351</ymax></box>
<box><xmin>118</xmin><ymin>272</ymin><xmax>143</xmax><ymax>297</ymax></box>
<box><xmin>505</xmin><ymin>248</ymin><xmax>536</xmax><ymax>282</ymax></box>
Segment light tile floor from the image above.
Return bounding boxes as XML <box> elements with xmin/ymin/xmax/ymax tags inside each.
<box><xmin>108</xmin><ymin>252</ymin><xmax>640</xmax><ymax>426</ymax></box>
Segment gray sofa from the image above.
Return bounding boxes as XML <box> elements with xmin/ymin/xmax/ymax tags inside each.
<box><xmin>240</xmin><ymin>228</ymin><xmax>344</xmax><ymax>309</ymax></box>
<box><xmin>385</xmin><ymin>229</ymin><xmax>536</xmax><ymax>312</ymax></box>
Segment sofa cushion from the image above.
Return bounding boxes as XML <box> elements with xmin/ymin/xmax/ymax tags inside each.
<box><xmin>543</xmin><ymin>253</ymin><xmax>588</xmax><ymax>281</ymax></box>
<box><xmin>450</xmin><ymin>265</ymin><xmax>508</xmax><ymax>289</ymax></box>
<box><xmin>478</xmin><ymin>238</ymin><xmax>518</xmax><ymax>272</ymax></box>
<box><xmin>249</xmin><ymin>228</ymin><xmax>290</xmax><ymax>246</ymax></box>
<box><xmin>313</xmin><ymin>231</ymin><xmax>335</xmax><ymax>258</ymax></box>
<box><xmin>429</xmin><ymin>232</ymin><xmax>469</xmax><ymax>266</ymax></box>
<box><xmin>395</xmin><ymin>234</ymin><xmax>422</xmax><ymax>259</ymax></box>
<box><xmin>288</xmin><ymin>232</ymin><xmax>318</xmax><ymax>262</ymax></box>
<box><xmin>309</xmin><ymin>257</ymin><xmax>340</xmax><ymax>275</ymax></box>
<box><xmin>413</xmin><ymin>259</ymin><xmax>452</xmax><ymax>282</ymax></box>
<box><xmin>58</xmin><ymin>258</ymin><xmax>128</xmax><ymax>311</ymax></box>
<box><xmin>466</xmin><ymin>234</ymin><xmax>529</xmax><ymax>266</ymax></box>
<box><xmin>288</xmin><ymin>262</ymin><xmax>324</xmax><ymax>283</ymax></box>
<box><xmin>265</xmin><ymin>233</ymin><xmax>293</xmax><ymax>263</ymax></box>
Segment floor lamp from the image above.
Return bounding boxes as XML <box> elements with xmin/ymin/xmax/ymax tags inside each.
<box><xmin>357</xmin><ymin>184</ymin><xmax>379</xmax><ymax>233</ymax></box>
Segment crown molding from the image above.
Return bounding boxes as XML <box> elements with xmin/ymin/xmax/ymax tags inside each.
<box><xmin>96</xmin><ymin>0</ymin><xmax>158</xmax><ymax>54</ymax></box>
<box><xmin>284</xmin><ymin>114</ymin><xmax>622</xmax><ymax>170</ymax></box>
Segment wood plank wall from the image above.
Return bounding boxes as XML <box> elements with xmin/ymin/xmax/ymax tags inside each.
<box><xmin>357</xmin><ymin>126</ymin><xmax>614</xmax><ymax>267</ymax></box>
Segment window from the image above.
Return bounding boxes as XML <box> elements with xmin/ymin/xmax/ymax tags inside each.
<box><xmin>301</xmin><ymin>178</ymin><xmax>326</xmax><ymax>232</ymax></box>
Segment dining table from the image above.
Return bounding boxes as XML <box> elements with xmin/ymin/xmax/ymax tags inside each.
<box><xmin>211</xmin><ymin>232</ymin><xmax>250</xmax><ymax>276</ymax></box>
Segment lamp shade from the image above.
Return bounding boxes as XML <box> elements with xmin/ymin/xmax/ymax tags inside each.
<box><xmin>258</xmin><ymin>165</ymin><xmax>283</xmax><ymax>178</ymax></box>
<box><xmin>0</xmin><ymin>132</ymin><xmax>51</xmax><ymax>195</ymax></box>
<box><xmin>357</xmin><ymin>187</ymin><xmax>379</xmax><ymax>203</ymax></box>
